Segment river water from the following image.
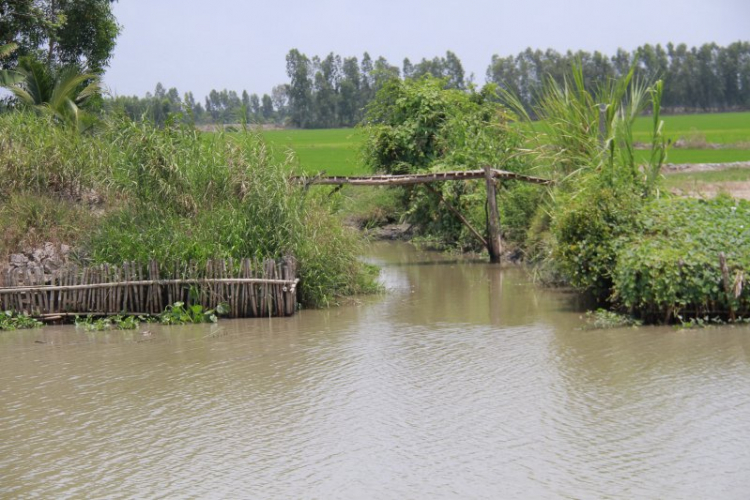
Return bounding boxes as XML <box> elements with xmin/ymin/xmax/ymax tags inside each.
<box><xmin>1</xmin><ymin>242</ymin><xmax>750</xmax><ymax>499</ymax></box>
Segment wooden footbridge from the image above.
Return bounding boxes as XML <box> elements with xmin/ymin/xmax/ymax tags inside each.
<box><xmin>294</xmin><ymin>165</ymin><xmax>553</xmax><ymax>263</ymax></box>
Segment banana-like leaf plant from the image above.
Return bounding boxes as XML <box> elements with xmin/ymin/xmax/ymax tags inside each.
<box><xmin>0</xmin><ymin>56</ymin><xmax>102</xmax><ymax>127</ymax></box>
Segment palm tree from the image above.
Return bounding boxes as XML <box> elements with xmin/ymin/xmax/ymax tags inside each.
<box><xmin>0</xmin><ymin>43</ymin><xmax>22</xmax><ymax>87</ymax></box>
<box><xmin>0</xmin><ymin>56</ymin><xmax>102</xmax><ymax>127</ymax></box>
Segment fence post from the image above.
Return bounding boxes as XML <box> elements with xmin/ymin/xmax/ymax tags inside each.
<box><xmin>483</xmin><ymin>165</ymin><xmax>503</xmax><ymax>264</ymax></box>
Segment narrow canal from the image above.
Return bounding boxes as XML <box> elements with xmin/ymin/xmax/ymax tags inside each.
<box><xmin>1</xmin><ymin>242</ymin><xmax>749</xmax><ymax>498</ymax></box>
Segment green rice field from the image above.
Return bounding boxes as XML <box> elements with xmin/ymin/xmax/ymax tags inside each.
<box><xmin>247</xmin><ymin>112</ymin><xmax>750</xmax><ymax>181</ymax></box>
<box><xmin>262</xmin><ymin>128</ymin><xmax>366</xmax><ymax>176</ymax></box>
<box><xmin>632</xmin><ymin>111</ymin><xmax>750</xmax><ymax>145</ymax></box>
<box><xmin>636</xmin><ymin>148</ymin><xmax>750</xmax><ymax>165</ymax></box>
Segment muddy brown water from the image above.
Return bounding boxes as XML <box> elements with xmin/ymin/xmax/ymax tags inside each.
<box><xmin>2</xmin><ymin>242</ymin><xmax>750</xmax><ymax>499</ymax></box>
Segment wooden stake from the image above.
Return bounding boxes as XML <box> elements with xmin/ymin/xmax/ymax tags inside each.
<box><xmin>484</xmin><ymin>165</ymin><xmax>503</xmax><ymax>263</ymax></box>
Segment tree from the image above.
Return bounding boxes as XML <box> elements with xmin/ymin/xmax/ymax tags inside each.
<box><xmin>339</xmin><ymin>56</ymin><xmax>362</xmax><ymax>126</ymax></box>
<box><xmin>261</xmin><ymin>94</ymin><xmax>273</xmax><ymax>121</ymax></box>
<box><xmin>249</xmin><ymin>93</ymin><xmax>260</xmax><ymax>120</ymax></box>
<box><xmin>0</xmin><ymin>0</ymin><xmax>120</xmax><ymax>73</ymax></box>
<box><xmin>362</xmin><ymin>77</ymin><xmax>521</xmax><ymax>250</ymax></box>
<box><xmin>1</xmin><ymin>55</ymin><xmax>102</xmax><ymax>127</ymax></box>
<box><xmin>286</xmin><ymin>48</ymin><xmax>312</xmax><ymax>127</ymax></box>
<box><xmin>271</xmin><ymin>84</ymin><xmax>289</xmax><ymax>122</ymax></box>
<box><xmin>443</xmin><ymin>51</ymin><xmax>465</xmax><ymax>90</ymax></box>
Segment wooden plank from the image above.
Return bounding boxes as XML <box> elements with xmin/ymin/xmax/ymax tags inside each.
<box><xmin>291</xmin><ymin>168</ymin><xmax>553</xmax><ymax>186</ymax></box>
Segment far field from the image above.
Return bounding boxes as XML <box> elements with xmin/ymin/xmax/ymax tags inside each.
<box><xmin>262</xmin><ymin>128</ymin><xmax>365</xmax><ymax>176</ymax></box>
<box><xmin>259</xmin><ymin>112</ymin><xmax>750</xmax><ymax>175</ymax></box>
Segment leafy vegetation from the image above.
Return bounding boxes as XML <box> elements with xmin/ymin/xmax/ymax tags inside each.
<box><xmin>0</xmin><ymin>0</ymin><xmax>120</xmax><ymax>73</ymax></box>
<box><xmin>360</xmin><ymin>76</ymin><xmax>534</xmax><ymax>250</ymax></box>
<box><xmin>613</xmin><ymin>196</ymin><xmax>750</xmax><ymax>321</ymax></box>
<box><xmin>159</xmin><ymin>302</ymin><xmax>228</xmax><ymax>325</ymax></box>
<box><xmin>584</xmin><ymin>309</ymin><xmax>642</xmax><ymax>329</ymax></box>
<box><xmin>0</xmin><ymin>310</ymin><xmax>43</xmax><ymax>330</ymax></box>
<box><xmin>1</xmin><ymin>56</ymin><xmax>101</xmax><ymax>128</ymax></box>
<box><xmin>0</xmin><ymin>112</ymin><xmax>379</xmax><ymax>308</ymax></box>
<box><xmin>502</xmin><ymin>63</ymin><xmax>749</xmax><ymax>323</ymax></box>
<box><xmin>74</xmin><ymin>302</ymin><xmax>230</xmax><ymax>331</ymax></box>
<box><xmin>75</xmin><ymin>314</ymin><xmax>141</xmax><ymax>331</ymax></box>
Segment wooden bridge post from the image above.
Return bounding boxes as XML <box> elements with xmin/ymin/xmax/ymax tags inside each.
<box><xmin>483</xmin><ymin>165</ymin><xmax>503</xmax><ymax>263</ymax></box>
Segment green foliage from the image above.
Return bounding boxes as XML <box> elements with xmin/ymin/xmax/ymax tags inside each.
<box><xmin>362</xmin><ymin>77</ymin><xmax>528</xmax><ymax>249</ymax></box>
<box><xmin>0</xmin><ymin>0</ymin><xmax>120</xmax><ymax>73</ymax></box>
<box><xmin>508</xmin><ymin>63</ymin><xmax>668</xmax><ymax>298</ymax></box>
<box><xmin>159</xmin><ymin>302</ymin><xmax>228</xmax><ymax>325</ymax></box>
<box><xmin>1</xmin><ymin>56</ymin><xmax>102</xmax><ymax>128</ymax></box>
<box><xmin>552</xmin><ymin>188</ymin><xmax>641</xmax><ymax>298</ymax></box>
<box><xmin>499</xmin><ymin>182</ymin><xmax>546</xmax><ymax>246</ymax></box>
<box><xmin>612</xmin><ymin>196</ymin><xmax>750</xmax><ymax>321</ymax></box>
<box><xmin>584</xmin><ymin>308</ymin><xmax>642</xmax><ymax>329</ymax></box>
<box><xmin>75</xmin><ymin>314</ymin><xmax>140</xmax><ymax>331</ymax></box>
<box><xmin>0</xmin><ymin>310</ymin><xmax>43</xmax><ymax>330</ymax></box>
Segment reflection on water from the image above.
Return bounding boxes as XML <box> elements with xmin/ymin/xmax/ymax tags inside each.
<box><xmin>1</xmin><ymin>242</ymin><xmax>749</xmax><ymax>498</ymax></box>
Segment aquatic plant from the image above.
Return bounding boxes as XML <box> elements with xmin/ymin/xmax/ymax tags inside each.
<box><xmin>0</xmin><ymin>310</ymin><xmax>43</xmax><ymax>331</ymax></box>
<box><xmin>159</xmin><ymin>302</ymin><xmax>228</xmax><ymax>325</ymax></box>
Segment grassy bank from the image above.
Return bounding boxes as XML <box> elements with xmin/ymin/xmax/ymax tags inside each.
<box><xmin>0</xmin><ymin>113</ymin><xmax>378</xmax><ymax>308</ymax></box>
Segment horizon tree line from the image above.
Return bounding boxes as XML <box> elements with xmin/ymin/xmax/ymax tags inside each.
<box><xmin>106</xmin><ymin>41</ymin><xmax>750</xmax><ymax>128</ymax></box>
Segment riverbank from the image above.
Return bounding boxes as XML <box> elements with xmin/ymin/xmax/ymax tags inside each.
<box><xmin>0</xmin><ymin>113</ymin><xmax>378</xmax><ymax>312</ymax></box>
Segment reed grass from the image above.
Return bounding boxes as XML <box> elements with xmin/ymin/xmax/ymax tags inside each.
<box><xmin>0</xmin><ymin>112</ymin><xmax>378</xmax><ymax>307</ymax></box>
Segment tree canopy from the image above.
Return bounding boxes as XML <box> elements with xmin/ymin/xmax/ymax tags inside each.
<box><xmin>0</xmin><ymin>0</ymin><xmax>120</xmax><ymax>72</ymax></box>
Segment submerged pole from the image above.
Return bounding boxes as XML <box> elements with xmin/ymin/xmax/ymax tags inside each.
<box><xmin>483</xmin><ymin>165</ymin><xmax>503</xmax><ymax>263</ymax></box>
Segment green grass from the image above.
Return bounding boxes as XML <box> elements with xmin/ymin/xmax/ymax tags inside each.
<box><xmin>632</xmin><ymin>111</ymin><xmax>750</xmax><ymax>145</ymax></box>
<box><xmin>261</xmin><ymin>128</ymin><xmax>366</xmax><ymax>175</ymax></box>
<box><xmin>664</xmin><ymin>167</ymin><xmax>750</xmax><ymax>190</ymax></box>
<box><xmin>636</xmin><ymin>148</ymin><xmax>750</xmax><ymax>165</ymax></box>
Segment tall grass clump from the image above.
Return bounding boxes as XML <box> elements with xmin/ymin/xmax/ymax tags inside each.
<box><xmin>0</xmin><ymin>112</ymin><xmax>105</xmax><ymax>257</ymax></box>
<box><xmin>503</xmin><ymin>65</ymin><xmax>668</xmax><ymax>298</ymax></box>
<box><xmin>0</xmin><ymin>112</ymin><xmax>377</xmax><ymax>307</ymax></box>
<box><xmin>86</xmin><ymin>120</ymin><xmax>377</xmax><ymax>307</ymax></box>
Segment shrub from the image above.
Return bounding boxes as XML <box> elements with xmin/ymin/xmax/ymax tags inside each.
<box><xmin>552</xmin><ymin>187</ymin><xmax>641</xmax><ymax>300</ymax></box>
<box><xmin>613</xmin><ymin>196</ymin><xmax>750</xmax><ymax>321</ymax></box>
<box><xmin>361</xmin><ymin>77</ymin><xmax>531</xmax><ymax>251</ymax></box>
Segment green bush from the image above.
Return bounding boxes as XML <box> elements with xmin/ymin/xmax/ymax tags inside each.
<box><xmin>361</xmin><ymin>77</ymin><xmax>530</xmax><ymax>251</ymax></box>
<box><xmin>613</xmin><ymin>196</ymin><xmax>750</xmax><ymax>321</ymax></box>
<box><xmin>552</xmin><ymin>187</ymin><xmax>641</xmax><ymax>299</ymax></box>
<box><xmin>499</xmin><ymin>182</ymin><xmax>547</xmax><ymax>247</ymax></box>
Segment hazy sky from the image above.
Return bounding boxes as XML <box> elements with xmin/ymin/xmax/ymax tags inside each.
<box><xmin>104</xmin><ymin>0</ymin><xmax>749</xmax><ymax>100</ymax></box>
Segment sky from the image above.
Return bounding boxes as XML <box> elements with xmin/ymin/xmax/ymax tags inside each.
<box><xmin>104</xmin><ymin>0</ymin><xmax>750</xmax><ymax>101</ymax></box>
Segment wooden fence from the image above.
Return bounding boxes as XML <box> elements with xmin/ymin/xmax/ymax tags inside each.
<box><xmin>0</xmin><ymin>257</ymin><xmax>299</xmax><ymax>319</ymax></box>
